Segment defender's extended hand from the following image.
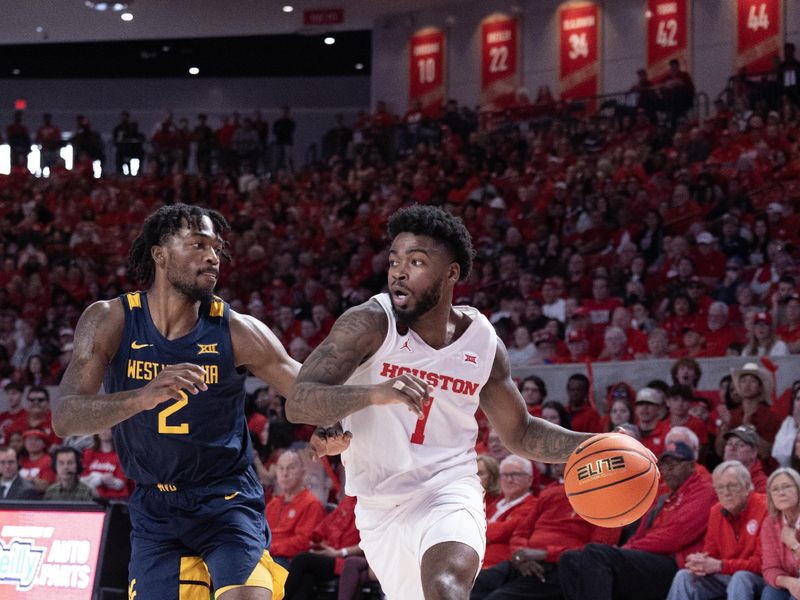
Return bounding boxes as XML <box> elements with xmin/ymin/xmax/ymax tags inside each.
<box><xmin>134</xmin><ymin>363</ymin><xmax>208</xmax><ymax>411</ymax></box>
<box><xmin>310</xmin><ymin>424</ymin><xmax>353</xmax><ymax>458</ymax></box>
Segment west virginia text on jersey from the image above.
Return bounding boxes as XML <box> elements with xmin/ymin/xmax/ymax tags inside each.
<box><xmin>103</xmin><ymin>292</ymin><xmax>250</xmax><ymax>486</ymax></box>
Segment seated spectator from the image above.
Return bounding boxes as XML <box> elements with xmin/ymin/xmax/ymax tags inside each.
<box><xmin>43</xmin><ymin>446</ymin><xmax>96</xmax><ymax>501</ymax></box>
<box><xmin>742</xmin><ymin>311</ymin><xmax>790</xmax><ymax>357</ymax></box>
<box><xmin>723</xmin><ymin>425</ymin><xmax>768</xmax><ymax>493</ymax></box>
<box><xmin>596</xmin><ymin>326</ymin><xmax>634</xmax><ymax>361</ymax></box>
<box><xmin>507</xmin><ymin>326</ymin><xmax>538</xmax><ymax>369</ymax></box>
<box><xmin>471</xmin><ymin>462</ymin><xmax>619</xmax><ymax>600</ymax></box>
<box><xmin>761</xmin><ymin>468</ymin><xmax>800</xmax><ymax>599</ymax></box>
<box><xmin>666</xmin><ymin>460</ymin><xmax>767</xmax><ymax>600</ymax></box>
<box><xmin>777</xmin><ymin>294</ymin><xmax>800</xmax><ymax>353</ymax></box>
<box><xmin>19</xmin><ymin>428</ymin><xmax>55</xmax><ymax>493</ymax></box>
<box><xmin>5</xmin><ymin>386</ymin><xmax>60</xmax><ymax>448</ymax></box>
<box><xmin>704</xmin><ymin>301</ymin><xmax>745</xmax><ymax>357</ymax></box>
<box><xmin>564</xmin><ymin>374</ymin><xmax>603</xmax><ymax>433</ymax></box>
<box><xmin>81</xmin><ymin>428</ymin><xmax>129</xmax><ymax>499</ymax></box>
<box><xmin>0</xmin><ymin>382</ymin><xmax>26</xmax><ymax>443</ymax></box>
<box><xmin>266</xmin><ymin>450</ymin><xmax>327</xmax><ymax>568</ymax></box>
<box><xmin>637</xmin><ymin>327</ymin><xmax>670</xmax><ymax>360</ymax></box>
<box><xmin>477</xmin><ymin>455</ymin><xmax>501</xmax><ymax>513</ymax></box>
<box><xmin>666</xmin><ymin>384</ymin><xmax>708</xmax><ymax>448</ymax></box>
<box><xmin>483</xmin><ymin>455</ymin><xmax>538</xmax><ymax>570</ymax></box>
<box><xmin>716</xmin><ymin>363</ymin><xmax>782</xmax><ymax>461</ymax></box>
<box><xmin>283</xmin><ymin>495</ymin><xmax>361</xmax><ymax>600</ymax></box>
<box><xmin>558</xmin><ymin>329</ymin><xmax>592</xmax><ymax>363</ymax></box>
<box><xmin>773</xmin><ymin>385</ymin><xmax>800</xmax><ymax>467</ymax></box>
<box><xmin>603</xmin><ymin>385</ymin><xmax>636</xmax><ymax>432</ymax></box>
<box><xmin>518</xmin><ymin>376</ymin><xmax>546</xmax><ymax>417</ymax></box>
<box><xmin>532</xmin><ymin>331</ymin><xmax>558</xmax><ymax>364</ymax></box>
<box><xmin>0</xmin><ymin>445</ymin><xmax>39</xmax><ymax>500</ymax></box>
<box><xmin>559</xmin><ymin>441</ymin><xmax>716</xmax><ymax>600</ymax></box>
<box><xmin>636</xmin><ymin>387</ymin><xmax>669</xmax><ymax>455</ymax></box>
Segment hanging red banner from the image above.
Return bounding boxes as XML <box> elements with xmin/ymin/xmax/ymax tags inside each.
<box><xmin>480</xmin><ymin>14</ymin><xmax>520</xmax><ymax>110</ymax></box>
<box><xmin>646</xmin><ymin>0</ymin><xmax>690</xmax><ymax>80</ymax></box>
<box><xmin>409</xmin><ymin>27</ymin><xmax>446</xmax><ymax>118</ymax></box>
<box><xmin>736</xmin><ymin>0</ymin><xmax>783</xmax><ymax>74</ymax></box>
<box><xmin>559</xmin><ymin>2</ymin><xmax>601</xmax><ymax>103</ymax></box>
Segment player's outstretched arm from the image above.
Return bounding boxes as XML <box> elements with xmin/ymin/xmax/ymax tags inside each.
<box><xmin>230</xmin><ymin>311</ymin><xmax>301</xmax><ymax>397</ymax></box>
<box><xmin>480</xmin><ymin>337</ymin><xmax>593</xmax><ymax>463</ymax></box>
<box><xmin>54</xmin><ymin>300</ymin><xmax>208</xmax><ymax>436</ymax></box>
<box><xmin>287</xmin><ymin>302</ymin><xmax>428</xmax><ymax>426</ymax></box>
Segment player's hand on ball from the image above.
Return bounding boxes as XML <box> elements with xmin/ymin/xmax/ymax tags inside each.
<box><xmin>310</xmin><ymin>423</ymin><xmax>352</xmax><ymax>458</ymax></box>
<box><xmin>372</xmin><ymin>375</ymin><xmax>431</xmax><ymax>419</ymax></box>
<box><xmin>135</xmin><ymin>363</ymin><xmax>208</xmax><ymax>410</ymax></box>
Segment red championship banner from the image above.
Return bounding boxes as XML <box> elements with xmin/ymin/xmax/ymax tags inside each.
<box><xmin>480</xmin><ymin>14</ymin><xmax>520</xmax><ymax>109</ymax></box>
<box><xmin>646</xmin><ymin>0</ymin><xmax>690</xmax><ymax>80</ymax></box>
<box><xmin>559</xmin><ymin>2</ymin><xmax>601</xmax><ymax>103</ymax></box>
<box><xmin>0</xmin><ymin>509</ymin><xmax>106</xmax><ymax>599</ymax></box>
<box><xmin>736</xmin><ymin>0</ymin><xmax>783</xmax><ymax>74</ymax></box>
<box><xmin>409</xmin><ymin>27</ymin><xmax>446</xmax><ymax>118</ymax></box>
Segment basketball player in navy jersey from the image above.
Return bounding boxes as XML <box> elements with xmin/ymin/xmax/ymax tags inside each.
<box><xmin>287</xmin><ymin>205</ymin><xmax>597</xmax><ymax>600</ymax></box>
<box><xmin>53</xmin><ymin>204</ymin><xmax>341</xmax><ymax>600</ymax></box>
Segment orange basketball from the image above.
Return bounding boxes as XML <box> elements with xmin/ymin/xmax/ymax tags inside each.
<box><xmin>564</xmin><ymin>433</ymin><xmax>659</xmax><ymax>528</ymax></box>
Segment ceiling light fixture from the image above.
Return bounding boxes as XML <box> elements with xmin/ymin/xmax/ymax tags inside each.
<box><xmin>121</xmin><ymin>12</ymin><xmax>133</xmax><ymax>21</ymax></box>
<box><xmin>355</xmin><ymin>63</ymin><xmax>364</xmax><ymax>70</ymax></box>
<box><xmin>282</xmin><ymin>5</ymin><xmax>294</xmax><ymax>13</ymax></box>
<box><xmin>188</xmin><ymin>67</ymin><xmax>200</xmax><ymax>75</ymax></box>
<box><xmin>85</xmin><ymin>1</ymin><xmax>131</xmax><ymax>12</ymax></box>
<box><xmin>324</xmin><ymin>36</ymin><xmax>335</xmax><ymax>45</ymax></box>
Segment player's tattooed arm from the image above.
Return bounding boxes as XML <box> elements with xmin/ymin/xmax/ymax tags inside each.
<box><xmin>286</xmin><ymin>302</ymin><xmax>388</xmax><ymax>426</ymax></box>
<box><xmin>53</xmin><ymin>299</ymin><xmax>137</xmax><ymax>435</ymax></box>
<box><xmin>479</xmin><ymin>337</ymin><xmax>593</xmax><ymax>463</ymax></box>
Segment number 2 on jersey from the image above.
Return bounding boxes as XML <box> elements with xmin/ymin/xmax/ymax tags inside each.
<box><xmin>158</xmin><ymin>391</ymin><xmax>190</xmax><ymax>434</ymax></box>
<box><xmin>410</xmin><ymin>396</ymin><xmax>434</xmax><ymax>444</ymax></box>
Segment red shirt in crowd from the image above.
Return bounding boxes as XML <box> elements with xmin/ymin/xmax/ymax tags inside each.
<box><xmin>19</xmin><ymin>454</ymin><xmax>56</xmax><ymax>485</ymax></box>
<box><xmin>509</xmin><ymin>483</ymin><xmax>620</xmax><ymax>562</ymax></box>
<box><xmin>311</xmin><ymin>495</ymin><xmax>360</xmax><ymax>575</ymax></box>
<box><xmin>703</xmin><ymin>492</ymin><xmax>768</xmax><ymax>574</ymax></box>
<box><xmin>266</xmin><ymin>488</ymin><xmax>327</xmax><ymax>559</ymax></box>
<box><xmin>484</xmin><ymin>493</ymin><xmax>537</xmax><ymax>569</ymax></box>
<box><xmin>82</xmin><ymin>447</ymin><xmax>130</xmax><ymax>499</ymax></box>
<box><xmin>568</xmin><ymin>404</ymin><xmax>604</xmax><ymax>434</ymax></box>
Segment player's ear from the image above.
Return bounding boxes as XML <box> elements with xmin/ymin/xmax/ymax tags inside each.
<box><xmin>151</xmin><ymin>245</ymin><xmax>166</xmax><ymax>267</ymax></box>
<box><xmin>448</xmin><ymin>261</ymin><xmax>460</xmax><ymax>283</ymax></box>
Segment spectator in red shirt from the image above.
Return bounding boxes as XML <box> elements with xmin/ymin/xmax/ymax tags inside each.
<box><xmin>472</xmin><ymin>462</ymin><xmax>619</xmax><ymax>600</ymax></box>
<box><xmin>716</xmin><ymin>363</ymin><xmax>782</xmax><ymax>461</ymax></box>
<box><xmin>18</xmin><ymin>428</ymin><xmax>56</xmax><ymax>493</ymax></box>
<box><xmin>636</xmin><ymin>387</ymin><xmax>669</xmax><ymax>456</ymax></box>
<box><xmin>282</xmin><ymin>495</ymin><xmax>361</xmax><ymax>600</ymax></box>
<box><xmin>0</xmin><ymin>382</ymin><xmax>26</xmax><ymax>444</ymax></box>
<box><xmin>665</xmin><ymin>460</ymin><xmax>767</xmax><ymax>600</ymax></box>
<box><xmin>482</xmin><ymin>455</ymin><xmax>538</xmax><ymax>570</ymax></box>
<box><xmin>722</xmin><ymin>425</ymin><xmax>768</xmax><ymax>493</ymax></box>
<box><xmin>595</xmin><ymin>326</ymin><xmax>635</xmax><ymax>362</ymax></box>
<box><xmin>557</xmin><ymin>329</ymin><xmax>593</xmax><ymax>363</ymax></box>
<box><xmin>559</xmin><ymin>440</ymin><xmax>716</xmax><ymax>600</ymax></box>
<box><xmin>6</xmin><ymin>386</ymin><xmax>59</xmax><ymax>449</ymax></box>
<box><xmin>637</xmin><ymin>327</ymin><xmax>671</xmax><ymax>360</ymax></box>
<box><xmin>266</xmin><ymin>450</ymin><xmax>327</xmax><ymax>568</ymax></box>
<box><xmin>760</xmin><ymin>468</ymin><xmax>800</xmax><ymax>598</ymax></box>
<box><xmin>581</xmin><ymin>275</ymin><xmax>622</xmax><ymax>327</ymax></box>
<box><xmin>80</xmin><ymin>428</ymin><xmax>129</xmax><ymax>500</ymax></box>
<box><xmin>777</xmin><ymin>294</ymin><xmax>800</xmax><ymax>353</ymax></box>
<box><xmin>704</xmin><ymin>301</ymin><xmax>745</xmax><ymax>356</ymax></box>
<box><xmin>666</xmin><ymin>384</ymin><xmax>709</xmax><ymax>448</ymax></box>
<box><xmin>518</xmin><ymin>376</ymin><xmax>546</xmax><ymax>417</ymax></box>
<box><xmin>565</xmin><ymin>374</ymin><xmax>603</xmax><ymax>433</ymax></box>
<box><xmin>477</xmin><ymin>455</ymin><xmax>502</xmax><ymax>514</ymax></box>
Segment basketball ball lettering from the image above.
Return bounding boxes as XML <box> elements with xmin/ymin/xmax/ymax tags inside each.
<box><xmin>576</xmin><ymin>455</ymin><xmax>625</xmax><ymax>481</ymax></box>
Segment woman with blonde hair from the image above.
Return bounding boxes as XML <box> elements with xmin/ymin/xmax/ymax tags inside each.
<box><xmin>742</xmin><ymin>312</ymin><xmax>789</xmax><ymax>357</ymax></box>
<box><xmin>761</xmin><ymin>468</ymin><xmax>800</xmax><ymax>599</ymax></box>
<box><xmin>477</xmin><ymin>454</ymin><xmax>501</xmax><ymax>513</ymax></box>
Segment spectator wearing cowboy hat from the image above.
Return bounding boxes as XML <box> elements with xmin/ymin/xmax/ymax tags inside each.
<box><xmin>716</xmin><ymin>363</ymin><xmax>782</xmax><ymax>461</ymax></box>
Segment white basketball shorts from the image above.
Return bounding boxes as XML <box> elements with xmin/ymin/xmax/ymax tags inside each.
<box><xmin>354</xmin><ymin>476</ymin><xmax>486</xmax><ymax>600</ymax></box>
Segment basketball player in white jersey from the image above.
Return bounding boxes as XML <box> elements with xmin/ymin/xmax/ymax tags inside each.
<box><xmin>287</xmin><ymin>205</ymin><xmax>595</xmax><ymax>599</ymax></box>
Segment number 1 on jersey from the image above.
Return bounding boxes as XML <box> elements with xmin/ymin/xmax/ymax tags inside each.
<box><xmin>410</xmin><ymin>396</ymin><xmax>434</xmax><ymax>444</ymax></box>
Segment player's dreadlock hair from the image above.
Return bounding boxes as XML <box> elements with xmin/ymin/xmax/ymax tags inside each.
<box><xmin>127</xmin><ymin>203</ymin><xmax>230</xmax><ymax>284</ymax></box>
<box><xmin>387</xmin><ymin>204</ymin><xmax>474</xmax><ymax>280</ymax></box>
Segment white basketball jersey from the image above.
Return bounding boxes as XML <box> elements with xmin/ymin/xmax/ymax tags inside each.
<box><xmin>341</xmin><ymin>293</ymin><xmax>497</xmax><ymax>501</ymax></box>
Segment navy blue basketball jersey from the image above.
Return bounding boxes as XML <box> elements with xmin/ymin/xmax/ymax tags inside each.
<box><xmin>104</xmin><ymin>291</ymin><xmax>251</xmax><ymax>486</ymax></box>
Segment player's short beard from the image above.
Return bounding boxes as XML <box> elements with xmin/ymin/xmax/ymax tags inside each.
<box><xmin>168</xmin><ymin>269</ymin><xmax>215</xmax><ymax>304</ymax></box>
<box><xmin>392</xmin><ymin>284</ymin><xmax>441</xmax><ymax>327</ymax></box>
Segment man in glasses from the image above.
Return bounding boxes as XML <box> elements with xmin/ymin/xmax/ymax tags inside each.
<box><xmin>6</xmin><ymin>386</ymin><xmax>59</xmax><ymax>448</ymax></box>
<box><xmin>665</xmin><ymin>460</ymin><xmax>767</xmax><ymax>600</ymax></box>
<box><xmin>723</xmin><ymin>425</ymin><xmax>767</xmax><ymax>493</ymax></box>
